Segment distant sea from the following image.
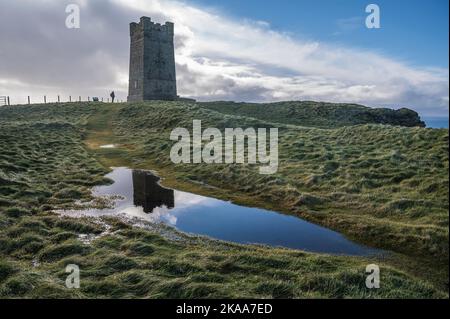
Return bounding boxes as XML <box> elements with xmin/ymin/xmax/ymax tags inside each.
<box><xmin>423</xmin><ymin>117</ymin><xmax>449</xmax><ymax>129</ymax></box>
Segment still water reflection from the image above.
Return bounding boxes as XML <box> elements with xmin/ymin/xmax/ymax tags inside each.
<box><xmin>64</xmin><ymin>167</ymin><xmax>381</xmax><ymax>256</ymax></box>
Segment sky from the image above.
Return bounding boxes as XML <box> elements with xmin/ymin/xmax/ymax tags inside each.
<box><xmin>0</xmin><ymin>0</ymin><xmax>448</xmax><ymax>121</ymax></box>
<box><xmin>191</xmin><ymin>0</ymin><xmax>449</xmax><ymax>68</ymax></box>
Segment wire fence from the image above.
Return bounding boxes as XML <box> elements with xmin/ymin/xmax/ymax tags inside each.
<box><xmin>0</xmin><ymin>96</ymin><xmax>8</xmax><ymax>106</ymax></box>
<box><xmin>0</xmin><ymin>95</ymin><xmax>125</xmax><ymax>106</ymax></box>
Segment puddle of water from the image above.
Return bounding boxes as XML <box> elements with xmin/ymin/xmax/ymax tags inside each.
<box><xmin>59</xmin><ymin>167</ymin><xmax>382</xmax><ymax>256</ymax></box>
<box><xmin>99</xmin><ymin>144</ymin><xmax>116</xmax><ymax>149</ymax></box>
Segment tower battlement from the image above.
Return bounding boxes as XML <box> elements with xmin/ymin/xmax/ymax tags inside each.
<box><xmin>128</xmin><ymin>16</ymin><xmax>177</xmax><ymax>102</ymax></box>
<box><xmin>130</xmin><ymin>17</ymin><xmax>174</xmax><ymax>36</ymax></box>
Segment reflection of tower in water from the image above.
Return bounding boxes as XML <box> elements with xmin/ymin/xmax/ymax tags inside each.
<box><xmin>132</xmin><ymin>170</ymin><xmax>175</xmax><ymax>213</ymax></box>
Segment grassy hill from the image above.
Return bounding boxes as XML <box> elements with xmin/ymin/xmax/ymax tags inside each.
<box><xmin>0</xmin><ymin>101</ymin><xmax>447</xmax><ymax>298</ymax></box>
<box><xmin>199</xmin><ymin>101</ymin><xmax>426</xmax><ymax>128</ymax></box>
<box><xmin>105</xmin><ymin>102</ymin><xmax>448</xmax><ymax>260</ymax></box>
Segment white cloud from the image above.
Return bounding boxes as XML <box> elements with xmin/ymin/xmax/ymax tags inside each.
<box><xmin>0</xmin><ymin>0</ymin><xmax>448</xmax><ymax>117</ymax></box>
<box><xmin>105</xmin><ymin>0</ymin><xmax>450</xmax><ymax>116</ymax></box>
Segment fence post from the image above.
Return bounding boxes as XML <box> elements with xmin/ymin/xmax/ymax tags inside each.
<box><xmin>44</xmin><ymin>96</ymin><xmax>46</xmax><ymax>104</ymax></box>
<box><xmin>88</xmin><ymin>96</ymin><xmax>90</xmax><ymax>102</ymax></box>
<box><xmin>28</xmin><ymin>96</ymin><xmax>30</xmax><ymax>105</ymax></box>
<box><xmin>79</xmin><ymin>96</ymin><xmax>81</xmax><ymax>102</ymax></box>
<box><xmin>7</xmin><ymin>96</ymin><xmax>10</xmax><ymax>106</ymax></box>
<box><xmin>69</xmin><ymin>96</ymin><xmax>72</xmax><ymax>102</ymax></box>
<box><xmin>58</xmin><ymin>95</ymin><xmax>60</xmax><ymax>103</ymax></box>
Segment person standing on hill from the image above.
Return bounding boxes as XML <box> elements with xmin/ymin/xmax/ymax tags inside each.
<box><xmin>110</xmin><ymin>91</ymin><xmax>115</xmax><ymax>103</ymax></box>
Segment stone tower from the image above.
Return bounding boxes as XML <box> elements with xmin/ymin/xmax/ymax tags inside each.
<box><xmin>128</xmin><ymin>17</ymin><xmax>177</xmax><ymax>102</ymax></box>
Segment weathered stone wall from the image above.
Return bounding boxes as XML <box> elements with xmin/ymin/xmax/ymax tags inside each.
<box><xmin>128</xmin><ymin>17</ymin><xmax>177</xmax><ymax>102</ymax></box>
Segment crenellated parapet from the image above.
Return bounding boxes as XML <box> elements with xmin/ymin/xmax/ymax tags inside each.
<box><xmin>130</xmin><ymin>17</ymin><xmax>174</xmax><ymax>38</ymax></box>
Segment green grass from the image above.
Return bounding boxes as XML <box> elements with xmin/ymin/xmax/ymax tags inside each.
<box><xmin>199</xmin><ymin>101</ymin><xmax>426</xmax><ymax>128</ymax></box>
<box><xmin>0</xmin><ymin>102</ymin><xmax>448</xmax><ymax>298</ymax></box>
<box><xmin>106</xmin><ymin>102</ymin><xmax>448</xmax><ymax>262</ymax></box>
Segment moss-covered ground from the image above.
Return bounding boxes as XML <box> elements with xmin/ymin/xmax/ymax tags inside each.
<box><xmin>0</xmin><ymin>102</ymin><xmax>447</xmax><ymax>298</ymax></box>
